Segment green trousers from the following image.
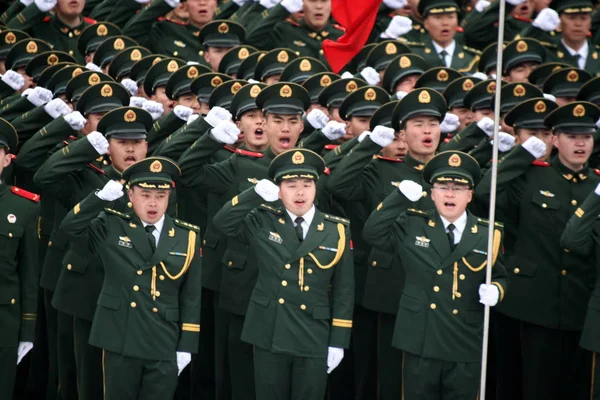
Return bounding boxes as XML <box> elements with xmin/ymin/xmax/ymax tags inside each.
<box><xmin>102</xmin><ymin>350</ymin><xmax>178</xmax><ymax>400</ymax></box>
<box><xmin>377</xmin><ymin>312</ymin><xmax>404</xmax><ymax>399</ymax></box>
<box><xmin>493</xmin><ymin>312</ymin><xmax>522</xmax><ymax>400</ymax></box>
<box><xmin>254</xmin><ymin>347</ymin><xmax>327</xmax><ymax>400</ymax></box>
<box><xmin>56</xmin><ymin>310</ymin><xmax>78</xmax><ymax>400</ymax></box>
<box><xmin>402</xmin><ymin>352</ymin><xmax>480</xmax><ymax>400</ymax></box>
<box><xmin>0</xmin><ymin>346</ymin><xmax>17</xmax><ymax>400</ymax></box>
<box><xmin>73</xmin><ymin>317</ymin><xmax>103</xmax><ymax>400</ymax></box>
<box><xmin>221</xmin><ymin>310</ymin><xmax>256</xmax><ymax>400</ymax></box>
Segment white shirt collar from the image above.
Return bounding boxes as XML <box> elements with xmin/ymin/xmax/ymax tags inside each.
<box><xmin>432</xmin><ymin>40</ymin><xmax>456</xmax><ymax>57</ymax></box>
<box><xmin>287</xmin><ymin>205</ymin><xmax>316</xmax><ymax>229</ymax></box>
<box><xmin>440</xmin><ymin>212</ymin><xmax>468</xmax><ymax>235</ymax></box>
<box><xmin>562</xmin><ymin>39</ymin><xmax>588</xmax><ymax>59</ymax></box>
<box><xmin>141</xmin><ymin>214</ymin><xmax>165</xmax><ymax>234</ymax></box>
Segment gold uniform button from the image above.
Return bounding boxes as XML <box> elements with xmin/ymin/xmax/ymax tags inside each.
<box><xmin>173</xmin><ymin>51</ymin><xmax>178</xmax><ymax>56</ymax></box>
<box><xmin>159</xmin><ymin>275</ymin><xmax>165</xmax><ymax>281</ymax></box>
<box><xmin>319</xmin><ymin>49</ymin><xmax>324</xmax><ymax>55</ymax></box>
<box><xmin>422</xmin><ymin>191</ymin><xmax>428</xmax><ymax>197</ymax></box>
<box><xmin>67</xmin><ymin>264</ymin><xmax>72</xmax><ymax>270</ymax></box>
<box><xmin>514</xmin><ymin>268</ymin><xmax>520</xmax><ymax>274</ymax></box>
<box><xmin>437</xmin><ymin>269</ymin><xmax>443</xmax><ymax>275</ymax></box>
<box><xmin>133</xmin><ymin>285</ymin><xmax>139</xmax><ymax>291</ymax></box>
<box><xmin>68</xmin><ymin>32</ymin><xmax>73</xmax><ymax>37</ymax></box>
<box><xmin>564</xmin><ymin>249</ymin><xmax>570</xmax><ymax>253</ymax></box>
<box><xmin>561</xmin><ymin>270</ymin><xmax>567</xmax><ymax>276</ymax></box>
<box><xmin>571</xmin><ymin>200</ymin><xmax>578</xmax><ymax>206</ymax></box>
<box><xmin>8</xmin><ymin>233</ymin><xmax>12</xmax><ymax>238</ymax></box>
<box><xmin>152</xmin><ymin>308</ymin><xmax>158</xmax><ymax>313</ymax></box>
<box><xmin>285</xmin><ymin>264</ymin><xmax>291</xmax><ymax>269</ymax></box>
<box><xmin>48</xmin><ymin>241</ymin><xmax>52</xmax><ymax>247</ymax></box>
<box><xmin>573</xmin><ymin>178</ymin><xmax>578</xmax><ymax>183</ymax></box>
<box><xmin>227</xmin><ymin>261</ymin><xmax>233</xmax><ymax>267</ymax></box>
<box><xmin>456</xmin><ymin>292</ymin><xmax>462</xmax><ymax>298</ymax></box>
<box><xmin>308</xmin><ymin>269</ymin><xmax>313</xmax><ymax>274</ymax></box>
<box><xmin>202</xmin><ymin>240</ymin><xmax>207</xmax><ymax>245</ymax></box>
<box><xmin>155</xmin><ymin>291</ymin><xmax>161</xmax><ymax>297</ymax></box>
<box><xmin>137</xmin><ymin>270</ymin><xmax>143</xmax><ymax>275</ymax></box>
<box><xmin>130</xmin><ymin>302</ymin><xmax>137</xmax><ymax>308</ymax></box>
<box><xmin>542</xmin><ymin>203</ymin><xmax>547</xmax><ymax>208</ymax></box>
<box><xmin>127</xmin><ymin>202</ymin><xmax>133</xmax><ymax>208</ymax></box>
<box><xmin>453</xmin><ymin>309</ymin><xmax>459</xmax><ymax>315</ymax></box>
<box><xmin>433</xmin><ymin>286</ymin><xmax>440</xmax><ymax>292</ymax></box>
<box><xmin>371</xmin><ymin>261</ymin><xmax>377</xmax><ymax>267</ymax></box>
<box><xmin>282</xmin><ymin>280</ymin><xmax>288</xmax><ymax>287</ymax></box>
<box><xmin>304</xmin><ymin>286</ymin><xmax>310</xmax><ymax>291</ymax></box>
<box><xmin>300</xmin><ymin>304</ymin><xmax>306</xmax><ymax>310</ymax></box>
<box><xmin>278</xmin><ymin>298</ymin><xmax>285</xmax><ymax>304</ymax></box>
<box><xmin>430</xmin><ymin>303</ymin><xmax>437</xmax><ymax>310</ymax></box>
<box><xmin>68</xmin><ymin>50</ymin><xmax>74</xmax><ymax>55</ymax></box>
<box><xmin>459</xmin><ymin>274</ymin><xmax>465</xmax><ymax>280</ymax></box>
<box><xmin>11</xmin><ymin>298</ymin><xmax>16</xmax><ymax>304</ymax></box>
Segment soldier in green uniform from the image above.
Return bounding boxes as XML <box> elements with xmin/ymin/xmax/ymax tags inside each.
<box><xmin>60</xmin><ymin>155</ymin><xmax>201</xmax><ymax>400</ymax></box>
<box><xmin>199</xmin><ymin>20</ymin><xmax>246</xmax><ymax>72</ymax></box>
<box><xmin>6</xmin><ymin>0</ymin><xmax>96</xmax><ymax>64</ymax></box>
<box><xmin>244</xmin><ymin>0</ymin><xmax>344</xmax><ymax>66</ymax></box>
<box><xmin>3</xmin><ymin>39</ymin><xmax>52</xmax><ymax>97</ymax></box>
<box><xmin>279</xmin><ymin>56</ymin><xmax>328</xmax><ymax>85</ymax></box>
<box><xmin>0</xmin><ymin>119</ymin><xmax>39</xmax><ymax>400</ymax></box>
<box><xmin>502</xmin><ymin>38</ymin><xmax>547</xmax><ymax>83</ymax></box>
<box><xmin>254</xmin><ymin>48</ymin><xmax>298</xmax><ymax>85</ymax></box>
<box><xmin>414</xmin><ymin>66</ymin><xmax>462</xmax><ymax>93</ymax></box>
<box><xmin>237</xmin><ymin>50</ymin><xmax>266</xmax><ymax>81</ymax></box>
<box><xmin>77</xmin><ymin>22</ymin><xmax>121</xmax><ymax>65</ymax></box>
<box><xmin>442</xmin><ymin>76</ymin><xmax>482</xmax><ymax>133</ymax></box>
<box><xmin>364</xmin><ymin>40</ymin><xmax>411</xmax><ymax>87</ymax></box>
<box><xmin>475</xmin><ymin>101</ymin><xmax>600</xmax><ymax>400</ymax></box>
<box><xmin>142</xmin><ymin>58</ymin><xmax>186</xmax><ymax>118</ymax></box>
<box><xmin>91</xmin><ymin>35</ymin><xmax>138</xmax><ymax>73</ymax></box>
<box><xmin>363</xmin><ymin>150</ymin><xmax>507</xmax><ymax>400</ymax></box>
<box><xmin>542</xmin><ymin>67</ymin><xmax>591</xmax><ymax>106</ymax></box>
<box><xmin>107</xmin><ymin>46</ymin><xmax>152</xmax><ymax>89</ymax></box>
<box><xmin>317</xmin><ymin>77</ymin><xmax>367</xmax><ymax>123</ymax></box>
<box><xmin>213</xmin><ymin>148</ymin><xmax>354</xmax><ymax>400</ymax></box>
<box><xmin>382</xmin><ymin>54</ymin><xmax>430</xmax><ymax>96</ymax></box>
<box><xmin>337</xmin><ymin>86</ymin><xmax>390</xmax><ymax>143</ymax></box>
<box><xmin>218</xmin><ymin>45</ymin><xmax>259</xmax><ymax>78</ymax></box>
<box><xmin>409</xmin><ymin>0</ymin><xmax>481</xmax><ymax>74</ymax></box>
<box><xmin>0</xmin><ymin>30</ymin><xmax>30</xmax><ymax>75</ymax></box>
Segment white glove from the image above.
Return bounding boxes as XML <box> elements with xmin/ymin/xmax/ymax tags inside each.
<box><xmin>476</xmin><ymin>117</ymin><xmax>495</xmax><ymax>138</ymax></box>
<box><xmin>142</xmin><ymin>100</ymin><xmax>164</xmax><ymax>121</ymax></box>
<box><xmin>164</xmin><ymin>0</ymin><xmax>180</xmax><ymax>8</ymax></box>
<box><xmin>187</xmin><ymin>114</ymin><xmax>200</xmax><ymax>125</ymax></box>
<box><xmin>399</xmin><ymin>180</ymin><xmax>423</xmax><ymax>202</ymax></box>
<box><xmin>340</xmin><ymin>72</ymin><xmax>354</xmax><ymax>79</ymax></box>
<box><xmin>281</xmin><ymin>0</ymin><xmax>302</xmax><ymax>13</ymax></box>
<box><xmin>1</xmin><ymin>70</ymin><xmax>24</xmax><ymax>92</ymax></box>
<box><xmin>174</xmin><ymin>105</ymin><xmax>193</xmax><ymax>121</ymax></box>
<box><xmin>17</xmin><ymin>342</ymin><xmax>33</xmax><ymax>365</ymax></box>
<box><xmin>85</xmin><ymin>62</ymin><xmax>102</xmax><ymax>72</ymax></box>
<box><xmin>177</xmin><ymin>352</ymin><xmax>191</xmax><ymax>376</ymax></box>
<box><xmin>358</xmin><ymin>131</ymin><xmax>370</xmax><ymax>142</ymax></box>
<box><xmin>43</xmin><ymin>98</ymin><xmax>71</xmax><ymax>119</ymax></box>
<box><xmin>86</xmin><ymin>131</ymin><xmax>109</xmax><ymax>155</ymax></box>
<box><xmin>64</xmin><ymin>111</ymin><xmax>87</xmax><ymax>131</ymax></box>
<box><xmin>479</xmin><ymin>284</ymin><xmax>500</xmax><ymax>307</ymax></box>
<box><xmin>532</xmin><ymin>8</ymin><xmax>560</xmax><ymax>32</ymax></box>
<box><xmin>186</xmin><ymin>61</ymin><xmax>200</xmax><ymax>66</ymax></box>
<box><xmin>370</xmin><ymin>125</ymin><xmax>395</xmax><ymax>147</ymax></box>
<box><xmin>506</xmin><ymin>0</ymin><xmax>525</xmax><ymax>5</ymax></box>
<box><xmin>205</xmin><ymin>106</ymin><xmax>232</xmax><ymax>127</ymax></box>
<box><xmin>233</xmin><ymin>0</ymin><xmax>248</xmax><ymax>5</ymax></box>
<box><xmin>322</xmin><ymin>121</ymin><xmax>346</xmax><ymax>140</ymax></box>
<box><xmin>470</xmin><ymin>72</ymin><xmax>489</xmax><ymax>81</ymax></box>
<box><xmin>259</xmin><ymin>0</ymin><xmax>280</xmax><ymax>8</ymax></box>
<box><xmin>306</xmin><ymin>109</ymin><xmax>329</xmax><ymax>129</ymax></box>
<box><xmin>34</xmin><ymin>0</ymin><xmax>56</xmax><ymax>12</ymax></box>
<box><xmin>26</xmin><ymin>87</ymin><xmax>52</xmax><ymax>107</ymax></box>
<box><xmin>254</xmin><ymin>179</ymin><xmax>280</xmax><ymax>202</ymax></box>
<box><xmin>96</xmin><ymin>180</ymin><xmax>124</xmax><ymax>201</ymax></box>
<box><xmin>211</xmin><ymin>121</ymin><xmax>241</xmax><ymax>145</ymax></box>
<box><xmin>440</xmin><ymin>112</ymin><xmax>460</xmax><ymax>133</ymax></box>
<box><xmin>129</xmin><ymin>96</ymin><xmax>147</xmax><ymax>108</ymax></box>
<box><xmin>134</xmin><ymin>0</ymin><xmax>150</xmax><ymax>4</ymax></box>
<box><xmin>394</xmin><ymin>91</ymin><xmax>408</xmax><ymax>100</ymax></box>
<box><xmin>596</xmin><ymin>117</ymin><xmax>600</xmax><ymax>129</ymax></box>
<box><xmin>543</xmin><ymin>93</ymin><xmax>557</xmax><ymax>102</ymax></box>
<box><xmin>475</xmin><ymin>0</ymin><xmax>491</xmax><ymax>12</ymax></box>
<box><xmin>248</xmin><ymin>79</ymin><xmax>260</xmax><ymax>84</ymax></box>
<box><xmin>327</xmin><ymin>347</ymin><xmax>344</xmax><ymax>374</ymax></box>
<box><xmin>594</xmin><ymin>182</ymin><xmax>600</xmax><ymax>195</ymax></box>
<box><xmin>121</xmin><ymin>78</ymin><xmax>138</xmax><ymax>96</ymax></box>
<box><xmin>360</xmin><ymin>67</ymin><xmax>380</xmax><ymax>86</ymax></box>
<box><xmin>381</xmin><ymin>16</ymin><xmax>413</xmax><ymax>39</ymax></box>
<box><xmin>20</xmin><ymin>88</ymin><xmax>33</xmax><ymax>97</ymax></box>
<box><xmin>496</xmin><ymin>132</ymin><xmax>516</xmax><ymax>152</ymax></box>
<box><xmin>521</xmin><ymin>136</ymin><xmax>546</xmax><ymax>159</ymax></box>
<box><xmin>19</xmin><ymin>0</ymin><xmax>34</xmax><ymax>5</ymax></box>
<box><xmin>383</xmin><ymin>0</ymin><xmax>407</xmax><ymax>8</ymax></box>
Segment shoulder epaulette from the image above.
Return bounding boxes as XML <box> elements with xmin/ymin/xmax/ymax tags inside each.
<box><xmin>42</xmin><ymin>16</ymin><xmax>50</xmax><ymax>22</ymax></box>
<box><xmin>462</xmin><ymin>46</ymin><xmax>481</xmax><ymax>55</ymax></box>
<box><xmin>595</xmin><ymin>169</ymin><xmax>600</xmax><ymax>176</ymax></box>
<box><xmin>477</xmin><ymin>217</ymin><xmax>504</xmax><ymax>228</ymax></box>
<box><xmin>406</xmin><ymin>41</ymin><xmax>425</xmax><ymax>47</ymax></box>
<box><xmin>105</xmin><ymin>208</ymin><xmax>131</xmax><ymax>219</ymax></box>
<box><xmin>323</xmin><ymin>213</ymin><xmax>350</xmax><ymax>225</ymax></box>
<box><xmin>324</xmin><ymin>144</ymin><xmax>338</xmax><ymax>151</ymax></box>
<box><xmin>233</xmin><ymin>147</ymin><xmax>265</xmax><ymax>158</ymax></box>
<box><xmin>374</xmin><ymin>155</ymin><xmax>403</xmax><ymax>163</ymax></box>
<box><xmin>285</xmin><ymin>18</ymin><xmax>300</xmax><ymax>27</ymax></box>
<box><xmin>83</xmin><ymin>17</ymin><xmax>96</xmax><ymax>24</ymax></box>
<box><xmin>173</xmin><ymin>219</ymin><xmax>200</xmax><ymax>232</ymax></box>
<box><xmin>88</xmin><ymin>163</ymin><xmax>107</xmax><ymax>175</ymax></box>
<box><xmin>513</xmin><ymin>15</ymin><xmax>532</xmax><ymax>22</ymax></box>
<box><xmin>11</xmin><ymin>186</ymin><xmax>40</xmax><ymax>202</ymax></box>
<box><xmin>532</xmin><ymin>160</ymin><xmax>550</xmax><ymax>167</ymax></box>
<box><xmin>259</xmin><ymin>204</ymin><xmax>283</xmax><ymax>215</ymax></box>
<box><xmin>407</xmin><ymin>208</ymin><xmax>429</xmax><ymax>217</ymax></box>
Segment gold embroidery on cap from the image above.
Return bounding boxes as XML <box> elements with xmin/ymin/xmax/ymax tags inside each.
<box><xmin>5</xmin><ymin>32</ymin><xmax>16</xmax><ymax>44</ymax></box>
<box><xmin>113</xmin><ymin>38</ymin><xmax>125</xmax><ymax>50</ymax></box>
<box><xmin>399</xmin><ymin>56</ymin><xmax>411</xmax><ymax>68</ymax></box>
<box><xmin>167</xmin><ymin>60</ymin><xmax>178</xmax><ymax>72</ymax></box>
<box><xmin>47</xmin><ymin>54</ymin><xmax>58</xmax><ymax>65</ymax></box>
<box><xmin>437</xmin><ymin>69</ymin><xmax>449</xmax><ymax>81</ymax></box>
<box><xmin>277</xmin><ymin>50</ymin><xmax>289</xmax><ymax>63</ymax></box>
<box><xmin>124</xmin><ymin>109</ymin><xmax>137</xmax><ymax>122</ymax></box>
<box><xmin>567</xmin><ymin>70</ymin><xmax>579</xmax><ymax>82</ymax></box>
<box><xmin>300</xmin><ymin>59</ymin><xmax>312</xmax><ymax>72</ymax></box>
<box><xmin>534</xmin><ymin>100</ymin><xmax>546</xmax><ymax>113</ymax></box>
<box><xmin>88</xmin><ymin>73</ymin><xmax>100</xmax><ymax>85</ymax></box>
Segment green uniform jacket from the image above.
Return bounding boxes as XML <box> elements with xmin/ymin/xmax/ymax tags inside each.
<box><xmin>410</xmin><ymin>39</ymin><xmax>481</xmax><ymax>74</ymax></box>
<box><xmin>440</xmin><ymin>122</ymin><xmax>488</xmax><ymax>153</ymax></box>
<box><xmin>60</xmin><ymin>193</ymin><xmax>202</xmax><ymax>360</ymax></box>
<box><xmin>328</xmin><ymin>137</ymin><xmax>433</xmax><ymax>314</ymax></box>
<box><xmin>461</xmin><ymin>2</ymin><xmax>530</xmax><ymax>50</ymax></box>
<box><xmin>476</xmin><ymin>145</ymin><xmax>599</xmax><ymax>330</ymax></box>
<box><xmin>244</xmin><ymin>4</ymin><xmax>344</xmax><ymax>66</ymax></box>
<box><xmin>0</xmin><ymin>183</ymin><xmax>39</xmax><ymax>346</ymax></box>
<box><xmin>561</xmin><ymin>190</ymin><xmax>600</xmax><ymax>353</ymax></box>
<box><xmin>363</xmin><ymin>189</ymin><xmax>507</xmax><ymax>362</ymax></box>
<box><xmin>213</xmin><ymin>187</ymin><xmax>354</xmax><ymax>357</ymax></box>
<box><xmin>0</xmin><ymin>96</ymin><xmax>36</xmax><ymax>122</ymax></box>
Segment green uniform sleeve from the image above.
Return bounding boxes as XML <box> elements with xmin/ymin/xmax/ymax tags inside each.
<box><xmin>0</xmin><ymin>81</ymin><xmax>17</xmax><ymax>100</ymax></box>
<box><xmin>561</xmin><ymin>190</ymin><xmax>600</xmax><ymax>256</ymax></box>
<box><xmin>177</xmin><ymin>229</ymin><xmax>202</xmax><ymax>353</ymax></box>
<box><xmin>60</xmin><ymin>191</ymin><xmax>111</xmax><ymax>253</ymax></box>
<box><xmin>439</xmin><ymin>122</ymin><xmax>487</xmax><ymax>152</ymax></box>
<box><xmin>122</xmin><ymin>0</ymin><xmax>173</xmax><ymax>43</ymax></box>
<box><xmin>328</xmin><ymin>223</ymin><xmax>354</xmax><ymax>349</ymax></box>
<box><xmin>105</xmin><ymin>0</ymin><xmax>144</xmax><ymax>28</ymax></box>
<box><xmin>18</xmin><ymin>203</ymin><xmax>39</xmax><ymax>342</ymax></box>
<box><xmin>0</xmin><ymin>1</ymin><xmax>25</xmax><ymax>24</ymax></box>
<box><xmin>6</xmin><ymin>2</ymin><xmax>46</xmax><ymax>30</ymax></box>
<box><xmin>11</xmin><ymin>105</ymin><xmax>54</xmax><ymax>144</ymax></box>
<box><xmin>323</xmin><ymin>137</ymin><xmax>359</xmax><ymax>168</ymax></box>
<box><xmin>214</xmin><ymin>0</ymin><xmax>240</xmax><ymax>20</ymax></box>
<box><xmin>153</xmin><ymin>117</ymin><xmax>211</xmax><ymax>159</ymax></box>
<box><xmin>147</xmin><ymin>111</ymin><xmax>187</xmax><ymax>155</ymax></box>
<box><xmin>213</xmin><ymin>187</ymin><xmax>265</xmax><ymax>243</ymax></box>
<box><xmin>244</xmin><ymin>3</ymin><xmax>290</xmax><ymax>50</ymax></box>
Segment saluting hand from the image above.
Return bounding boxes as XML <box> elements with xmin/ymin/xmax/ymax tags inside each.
<box><xmin>205</xmin><ymin>106</ymin><xmax>232</xmax><ymax>127</ymax></box>
<box><xmin>306</xmin><ymin>108</ymin><xmax>330</xmax><ymax>130</ymax></box>
<box><xmin>322</xmin><ymin>120</ymin><xmax>347</xmax><ymax>140</ymax></box>
<box><xmin>96</xmin><ymin>180</ymin><xmax>125</xmax><ymax>202</ymax></box>
<box><xmin>370</xmin><ymin>125</ymin><xmax>396</xmax><ymax>147</ymax></box>
<box><xmin>398</xmin><ymin>180</ymin><xmax>423</xmax><ymax>202</ymax></box>
<box><xmin>440</xmin><ymin>112</ymin><xmax>460</xmax><ymax>134</ymax></box>
<box><xmin>1</xmin><ymin>70</ymin><xmax>24</xmax><ymax>91</ymax></box>
<box><xmin>211</xmin><ymin>121</ymin><xmax>241</xmax><ymax>145</ymax></box>
<box><xmin>64</xmin><ymin>111</ymin><xmax>87</xmax><ymax>131</ymax></box>
<box><xmin>255</xmin><ymin>179</ymin><xmax>280</xmax><ymax>202</ymax></box>
<box><xmin>521</xmin><ymin>136</ymin><xmax>547</xmax><ymax>159</ymax></box>
<box><xmin>86</xmin><ymin>131</ymin><xmax>109</xmax><ymax>155</ymax></box>
<box><xmin>44</xmin><ymin>98</ymin><xmax>71</xmax><ymax>119</ymax></box>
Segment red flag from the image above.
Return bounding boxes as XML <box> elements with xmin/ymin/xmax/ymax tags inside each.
<box><xmin>323</xmin><ymin>0</ymin><xmax>383</xmax><ymax>73</ymax></box>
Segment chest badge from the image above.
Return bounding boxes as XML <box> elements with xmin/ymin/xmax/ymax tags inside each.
<box><xmin>168</xmin><ymin>228</ymin><xmax>175</xmax><ymax>237</ymax></box>
<box><xmin>118</xmin><ymin>236</ymin><xmax>132</xmax><ymax>248</ymax></box>
<box><xmin>7</xmin><ymin>214</ymin><xmax>16</xmax><ymax>224</ymax></box>
<box><xmin>294</xmin><ymin>40</ymin><xmax>306</xmax><ymax>47</ymax></box>
<box><xmin>317</xmin><ymin>223</ymin><xmax>324</xmax><ymax>231</ymax></box>
<box><xmin>540</xmin><ymin>190</ymin><xmax>555</xmax><ymax>197</ymax></box>
<box><xmin>415</xmin><ymin>236</ymin><xmax>430</xmax><ymax>248</ymax></box>
<box><xmin>269</xmin><ymin>231</ymin><xmax>283</xmax><ymax>244</ymax></box>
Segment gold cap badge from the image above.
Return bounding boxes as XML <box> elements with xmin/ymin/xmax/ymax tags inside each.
<box><xmin>486</xmin><ymin>82</ymin><xmax>496</xmax><ymax>94</ymax></box>
<box><xmin>211</xmin><ymin>76</ymin><xmax>223</xmax><ymax>87</ymax></box>
<box><xmin>100</xmin><ymin>84</ymin><xmax>113</xmax><ymax>97</ymax></box>
<box><xmin>231</xmin><ymin>82</ymin><xmax>243</xmax><ymax>94</ymax></box>
<box><xmin>292</xmin><ymin>151</ymin><xmax>305</xmax><ymax>164</ymax></box>
<box><xmin>5</xmin><ymin>32</ymin><xmax>16</xmax><ymax>44</ymax></box>
<box><xmin>277</xmin><ymin>50</ymin><xmax>289</xmax><ymax>63</ymax></box>
<box><xmin>573</xmin><ymin>104</ymin><xmax>586</xmax><ymax>117</ymax></box>
<box><xmin>399</xmin><ymin>56</ymin><xmax>411</xmax><ymax>68</ymax></box>
<box><xmin>280</xmin><ymin>84</ymin><xmax>292</xmax><ymax>98</ymax></box>
<box><xmin>567</xmin><ymin>70</ymin><xmax>579</xmax><ymax>82</ymax></box>
<box><xmin>346</xmin><ymin>81</ymin><xmax>358</xmax><ymax>92</ymax></box>
<box><xmin>299</xmin><ymin>59</ymin><xmax>312</xmax><ymax>72</ymax></box>
<box><xmin>418</xmin><ymin>90</ymin><xmax>431</xmax><ymax>104</ymax></box>
<box><xmin>238</xmin><ymin>47</ymin><xmax>249</xmax><ymax>60</ymax></box>
<box><xmin>47</xmin><ymin>54</ymin><xmax>58</xmax><ymax>65</ymax></box>
<box><xmin>187</xmin><ymin>67</ymin><xmax>198</xmax><ymax>79</ymax></box>
<box><xmin>130</xmin><ymin>49</ymin><xmax>142</xmax><ymax>61</ymax></box>
<box><xmin>218</xmin><ymin>23</ymin><xmax>229</xmax><ymax>34</ymax></box>
<box><xmin>167</xmin><ymin>60</ymin><xmax>178</xmax><ymax>72</ymax></box>
<box><xmin>513</xmin><ymin>84</ymin><xmax>525</xmax><ymax>97</ymax></box>
<box><xmin>534</xmin><ymin>100</ymin><xmax>546</xmax><ymax>113</ymax></box>
<box><xmin>150</xmin><ymin>160</ymin><xmax>163</xmax><ymax>172</ymax></box>
<box><xmin>436</xmin><ymin>69</ymin><xmax>449</xmax><ymax>81</ymax></box>
<box><xmin>320</xmin><ymin>75</ymin><xmax>332</xmax><ymax>87</ymax></box>
<box><xmin>124</xmin><ymin>109</ymin><xmax>137</xmax><ymax>122</ymax></box>
<box><xmin>97</xmin><ymin>24</ymin><xmax>108</xmax><ymax>36</ymax></box>
<box><xmin>449</xmin><ymin>153</ymin><xmax>462</xmax><ymax>167</ymax></box>
<box><xmin>364</xmin><ymin>88</ymin><xmax>377</xmax><ymax>101</ymax></box>
<box><xmin>385</xmin><ymin>42</ymin><xmax>397</xmax><ymax>55</ymax></box>
<box><xmin>516</xmin><ymin>40</ymin><xmax>528</xmax><ymax>53</ymax></box>
<box><xmin>249</xmin><ymin>85</ymin><xmax>261</xmax><ymax>98</ymax></box>
<box><xmin>113</xmin><ymin>38</ymin><xmax>125</xmax><ymax>50</ymax></box>
<box><xmin>26</xmin><ymin>41</ymin><xmax>38</xmax><ymax>54</ymax></box>
<box><xmin>462</xmin><ymin>79</ymin><xmax>474</xmax><ymax>91</ymax></box>
<box><xmin>88</xmin><ymin>73</ymin><xmax>100</xmax><ymax>85</ymax></box>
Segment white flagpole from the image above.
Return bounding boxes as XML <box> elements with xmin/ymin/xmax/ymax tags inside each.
<box><xmin>479</xmin><ymin>0</ymin><xmax>505</xmax><ymax>397</ymax></box>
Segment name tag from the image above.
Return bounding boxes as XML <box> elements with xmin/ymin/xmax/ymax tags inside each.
<box><xmin>118</xmin><ymin>240</ymin><xmax>132</xmax><ymax>248</ymax></box>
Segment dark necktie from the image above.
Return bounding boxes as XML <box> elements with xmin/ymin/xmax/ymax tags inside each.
<box><xmin>439</xmin><ymin>50</ymin><xmax>448</xmax><ymax>66</ymax></box>
<box><xmin>145</xmin><ymin>225</ymin><xmax>156</xmax><ymax>252</ymax></box>
<box><xmin>295</xmin><ymin>217</ymin><xmax>304</xmax><ymax>242</ymax></box>
<box><xmin>447</xmin><ymin>223</ymin><xmax>456</xmax><ymax>251</ymax></box>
